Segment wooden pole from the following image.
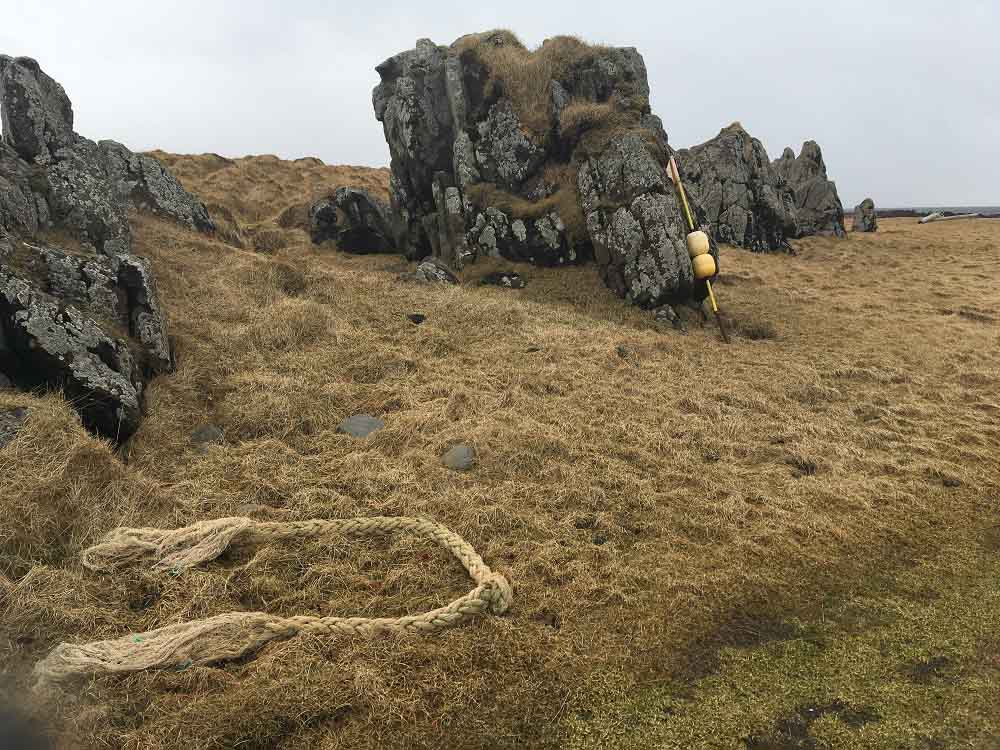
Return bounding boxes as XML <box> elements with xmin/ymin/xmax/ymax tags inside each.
<box><xmin>668</xmin><ymin>156</ymin><xmax>730</xmax><ymax>344</ymax></box>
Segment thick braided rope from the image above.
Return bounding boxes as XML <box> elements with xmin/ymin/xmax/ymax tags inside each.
<box><xmin>33</xmin><ymin>516</ymin><xmax>512</xmax><ymax>690</ymax></box>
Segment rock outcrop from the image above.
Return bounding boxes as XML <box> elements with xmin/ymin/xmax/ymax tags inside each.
<box><xmin>372</xmin><ymin>33</ymin><xmax>717</xmax><ymax>308</ymax></box>
<box><xmin>0</xmin><ymin>55</ymin><xmax>206</xmax><ymax>440</ymax></box>
<box><xmin>772</xmin><ymin>141</ymin><xmax>846</xmax><ymax>237</ymax></box>
<box><xmin>853</xmin><ymin>198</ymin><xmax>877</xmax><ymax>232</ymax></box>
<box><xmin>0</xmin><ymin>55</ymin><xmax>214</xmax><ymax>250</ymax></box>
<box><xmin>677</xmin><ymin>123</ymin><xmax>798</xmax><ymax>251</ymax></box>
<box><xmin>98</xmin><ymin>140</ymin><xmax>214</xmax><ymax>232</ymax></box>
<box><xmin>0</xmin><ymin>235</ymin><xmax>170</xmax><ymax>439</ymax></box>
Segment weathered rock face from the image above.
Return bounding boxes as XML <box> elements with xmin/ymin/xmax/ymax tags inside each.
<box><xmin>0</xmin><ymin>234</ymin><xmax>171</xmax><ymax>439</ymax></box>
<box><xmin>853</xmin><ymin>198</ymin><xmax>877</xmax><ymax>232</ymax></box>
<box><xmin>0</xmin><ymin>142</ymin><xmax>46</xmax><ymax>236</ymax></box>
<box><xmin>772</xmin><ymin>141</ymin><xmax>846</xmax><ymax>237</ymax></box>
<box><xmin>0</xmin><ymin>56</ymin><xmax>197</xmax><ymax>440</ymax></box>
<box><xmin>0</xmin><ymin>56</ymin><xmax>214</xmax><ymax>251</ymax></box>
<box><xmin>0</xmin><ymin>55</ymin><xmax>74</xmax><ymax>165</ymax></box>
<box><xmin>677</xmin><ymin>123</ymin><xmax>798</xmax><ymax>251</ymax></box>
<box><xmin>372</xmin><ymin>33</ymin><xmax>717</xmax><ymax>308</ymax></box>
<box><xmin>0</xmin><ymin>405</ymin><xmax>28</xmax><ymax>449</ymax></box>
<box><xmin>98</xmin><ymin>140</ymin><xmax>214</xmax><ymax>232</ymax></box>
<box><xmin>578</xmin><ymin>131</ymin><xmax>710</xmax><ymax>305</ymax></box>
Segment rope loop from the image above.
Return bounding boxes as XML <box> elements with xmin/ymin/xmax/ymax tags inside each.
<box><xmin>33</xmin><ymin>515</ymin><xmax>511</xmax><ymax>690</ymax></box>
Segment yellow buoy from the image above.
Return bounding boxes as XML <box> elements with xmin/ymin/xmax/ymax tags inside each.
<box><xmin>686</xmin><ymin>230</ymin><xmax>710</xmax><ymax>258</ymax></box>
<box><xmin>692</xmin><ymin>253</ymin><xmax>716</xmax><ymax>280</ymax></box>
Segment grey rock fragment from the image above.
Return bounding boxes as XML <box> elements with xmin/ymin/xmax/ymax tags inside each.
<box><xmin>337</xmin><ymin>414</ymin><xmax>385</xmax><ymax>438</ymax></box>
<box><xmin>442</xmin><ymin>443</ymin><xmax>476</xmax><ymax>471</ymax></box>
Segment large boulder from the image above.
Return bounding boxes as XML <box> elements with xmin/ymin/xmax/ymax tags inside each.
<box><xmin>772</xmin><ymin>141</ymin><xmax>846</xmax><ymax>237</ymax></box>
<box><xmin>677</xmin><ymin>123</ymin><xmax>798</xmax><ymax>251</ymax></box>
<box><xmin>308</xmin><ymin>188</ymin><xmax>396</xmax><ymax>252</ymax></box>
<box><xmin>42</xmin><ymin>136</ymin><xmax>133</xmax><ymax>254</ymax></box>
<box><xmin>372</xmin><ymin>33</ymin><xmax>716</xmax><ymax>308</ymax></box>
<box><xmin>0</xmin><ymin>234</ymin><xmax>171</xmax><ymax>440</ymax></box>
<box><xmin>853</xmin><ymin>197</ymin><xmax>877</xmax><ymax>232</ymax></box>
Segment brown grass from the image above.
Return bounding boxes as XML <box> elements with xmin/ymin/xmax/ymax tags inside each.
<box><xmin>453</xmin><ymin>31</ymin><xmax>609</xmax><ymax>141</ymax></box>
<box><xmin>1</xmin><ymin>156</ymin><xmax>999</xmax><ymax>748</ymax></box>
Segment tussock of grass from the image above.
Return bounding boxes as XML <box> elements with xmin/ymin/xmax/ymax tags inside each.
<box><xmin>452</xmin><ymin>31</ymin><xmax>609</xmax><ymax>141</ymax></box>
<box><xmin>1</xmin><ymin>145</ymin><xmax>998</xmax><ymax>750</ymax></box>
<box><xmin>558</xmin><ymin>100</ymin><xmax>628</xmax><ymax>143</ymax></box>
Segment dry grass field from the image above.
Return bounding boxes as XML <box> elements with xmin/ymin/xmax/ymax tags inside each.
<box><xmin>1</xmin><ymin>154</ymin><xmax>998</xmax><ymax>749</ymax></box>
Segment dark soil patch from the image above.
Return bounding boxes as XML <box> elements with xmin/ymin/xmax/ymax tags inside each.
<box><xmin>901</xmin><ymin>655</ymin><xmax>955</xmax><ymax>684</ymax></box>
<box><xmin>744</xmin><ymin>700</ymin><xmax>880</xmax><ymax>749</ymax></box>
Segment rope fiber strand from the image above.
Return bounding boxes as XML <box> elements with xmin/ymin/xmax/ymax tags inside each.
<box><xmin>33</xmin><ymin>516</ymin><xmax>512</xmax><ymax>690</ymax></box>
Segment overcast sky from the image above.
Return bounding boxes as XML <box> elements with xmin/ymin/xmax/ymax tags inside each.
<box><xmin>2</xmin><ymin>1</ymin><xmax>996</xmax><ymax>207</ymax></box>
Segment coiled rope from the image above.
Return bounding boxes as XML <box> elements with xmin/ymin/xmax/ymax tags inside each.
<box><xmin>33</xmin><ymin>516</ymin><xmax>512</xmax><ymax>690</ymax></box>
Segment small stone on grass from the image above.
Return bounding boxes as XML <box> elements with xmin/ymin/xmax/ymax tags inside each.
<box><xmin>191</xmin><ymin>424</ymin><xmax>224</xmax><ymax>453</ymax></box>
<box><xmin>442</xmin><ymin>443</ymin><xmax>476</xmax><ymax>471</ymax></box>
<box><xmin>337</xmin><ymin>414</ymin><xmax>385</xmax><ymax>438</ymax></box>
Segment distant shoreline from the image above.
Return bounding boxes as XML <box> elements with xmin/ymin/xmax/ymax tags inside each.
<box><xmin>877</xmin><ymin>206</ymin><xmax>1000</xmax><ymax>219</ymax></box>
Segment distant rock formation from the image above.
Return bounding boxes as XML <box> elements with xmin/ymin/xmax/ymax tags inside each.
<box><xmin>309</xmin><ymin>187</ymin><xmax>395</xmax><ymax>252</ymax></box>
<box><xmin>0</xmin><ymin>55</ymin><xmax>210</xmax><ymax>441</ymax></box>
<box><xmin>853</xmin><ymin>198</ymin><xmax>877</xmax><ymax>232</ymax></box>
<box><xmin>371</xmin><ymin>33</ymin><xmax>718</xmax><ymax>309</ymax></box>
<box><xmin>772</xmin><ymin>141</ymin><xmax>846</xmax><ymax>237</ymax></box>
<box><xmin>677</xmin><ymin>123</ymin><xmax>798</xmax><ymax>252</ymax></box>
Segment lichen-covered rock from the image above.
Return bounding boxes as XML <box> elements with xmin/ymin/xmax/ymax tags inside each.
<box><xmin>466</xmin><ymin>206</ymin><xmax>575</xmax><ymax>266</ymax></box>
<box><xmin>0</xmin><ymin>55</ymin><xmax>212</xmax><ymax>255</ymax></box>
<box><xmin>677</xmin><ymin>123</ymin><xmax>797</xmax><ymax>251</ymax></box>
<box><xmin>853</xmin><ymin>197</ymin><xmax>877</xmax><ymax>232</ymax></box>
<box><xmin>43</xmin><ymin>136</ymin><xmax>132</xmax><ymax>254</ymax></box>
<box><xmin>579</xmin><ymin>131</ymin><xmax>716</xmax><ymax>307</ymax></box>
<box><xmin>480</xmin><ymin>270</ymin><xmax>526</xmax><ymax>289</ymax></box>
<box><xmin>403</xmin><ymin>257</ymin><xmax>459</xmax><ymax>284</ymax></box>
<box><xmin>772</xmin><ymin>141</ymin><xmax>846</xmax><ymax>237</ymax></box>
<box><xmin>98</xmin><ymin>140</ymin><xmax>214</xmax><ymax>232</ymax></box>
<box><xmin>0</xmin><ymin>56</ymin><xmax>74</xmax><ymax>165</ymax></box>
<box><xmin>372</xmin><ymin>33</ymin><xmax>715</xmax><ymax>307</ymax></box>
<box><xmin>0</xmin><ymin>237</ymin><xmax>171</xmax><ymax>440</ymax></box>
<box><xmin>0</xmin><ymin>142</ymin><xmax>47</xmax><ymax>236</ymax></box>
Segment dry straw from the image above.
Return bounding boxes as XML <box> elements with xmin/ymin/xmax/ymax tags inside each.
<box><xmin>33</xmin><ymin>516</ymin><xmax>512</xmax><ymax>689</ymax></box>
